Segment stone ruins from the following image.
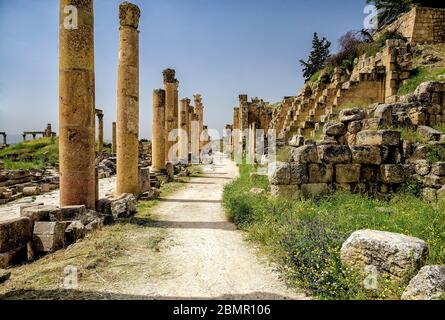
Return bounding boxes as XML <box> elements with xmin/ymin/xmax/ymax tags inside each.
<box><xmin>22</xmin><ymin>124</ymin><xmax>56</xmax><ymax>141</ymax></box>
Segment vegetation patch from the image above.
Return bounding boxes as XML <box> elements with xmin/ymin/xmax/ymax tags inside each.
<box><xmin>223</xmin><ymin>165</ymin><xmax>445</xmax><ymax>300</ymax></box>
<box><xmin>398</xmin><ymin>67</ymin><xmax>445</xmax><ymax>95</ymax></box>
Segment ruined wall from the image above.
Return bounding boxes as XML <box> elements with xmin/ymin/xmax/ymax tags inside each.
<box><xmin>384</xmin><ymin>6</ymin><xmax>445</xmax><ymax>45</ymax></box>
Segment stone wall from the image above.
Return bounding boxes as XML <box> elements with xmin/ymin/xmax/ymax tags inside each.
<box><xmin>384</xmin><ymin>6</ymin><xmax>445</xmax><ymax>45</ymax></box>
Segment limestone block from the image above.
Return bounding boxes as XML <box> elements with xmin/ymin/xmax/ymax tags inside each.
<box><xmin>289</xmin><ymin>163</ymin><xmax>308</xmax><ymax>185</ymax></box>
<box><xmin>417</xmin><ymin>126</ymin><xmax>442</xmax><ymax>141</ymax></box>
<box><xmin>351</xmin><ymin>146</ymin><xmax>382</xmax><ymax>165</ymax></box>
<box><xmin>300</xmin><ymin>183</ymin><xmax>331</xmax><ymax>199</ymax></box>
<box><xmin>323</xmin><ymin>122</ymin><xmax>346</xmax><ymax>137</ymax></box>
<box><xmin>348</xmin><ymin>121</ymin><xmax>362</xmax><ymax>134</ymax></box>
<box><xmin>317</xmin><ymin>145</ymin><xmax>352</xmax><ymax>164</ymax></box>
<box><xmin>336</xmin><ymin>164</ymin><xmax>361</xmax><ymax>183</ymax></box>
<box><xmin>308</xmin><ymin>164</ymin><xmax>333</xmax><ymax>183</ymax></box>
<box><xmin>288</xmin><ymin>135</ymin><xmax>304</xmax><ymax>147</ymax></box>
<box><xmin>0</xmin><ymin>246</ymin><xmax>27</xmax><ymax>269</ymax></box>
<box><xmin>65</xmin><ymin>221</ymin><xmax>86</xmax><ymax>245</ymax></box>
<box><xmin>291</xmin><ymin>145</ymin><xmax>319</xmax><ymax>164</ymax></box>
<box><xmin>431</xmin><ymin>162</ymin><xmax>445</xmax><ymax>176</ymax></box>
<box><xmin>402</xmin><ymin>266</ymin><xmax>445</xmax><ymax>300</ymax></box>
<box><xmin>21</xmin><ymin>205</ymin><xmax>62</xmax><ymax>225</ymax></box>
<box><xmin>414</xmin><ymin>160</ymin><xmax>431</xmax><ymax>176</ymax></box>
<box><xmin>374</xmin><ymin>104</ymin><xmax>393</xmax><ymax>125</ymax></box>
<box><xmin>22</xmin><ymin>186</ymin><xmax>41</xmax><ymax>196</ymax></box>
<box><xmin>33</xmin><ymin>221</ymin><xmax>66</xmax><ymax>253</ymax></box>
<box><xmin>341</xmin><ymin>229</ymin><xmax>428</xmax><ymax>279</ymax></box>
<box><xmin>268</xmin><ymin>162</ymin><xmax>291</xmax><ymax>185</ymax></box>
<box><xmin>270</xmin><ymin>185</ymin><xmax>300</xmax><ymax>198</ymax></box>
<box><xmin>110</xmin><ymin>193</ymin><xmax>138</xmax><ymax>219</ymax></box>
<box><xmin>60</xmin><ymin>205</ymin><xmax>87</xmax><ymax>221</ymax></box>
<box><xmin>423</xmin><ymin>174</ymin><xmax>445</xmax><ymax>188</ymax></box>
<box><xmin>0</xmin><ymin>217</ymin><xmax>32</xmax><ymax>253</ymax></box>
<box><xmin>380</xmin><ymin>164</ymin><xmax>408</xmax><ymax>184</ymax></box>
<box><xmin>356</xmin><ymin>130</ymin><xmax>401</xmax><ymax>147</ymax></box>
<box><xmin>362</xmin><ymin>118</ymin><xmax>384</xmax><ymax>130</ymax></box>
<box><xmin>339</xmin><ymin>108</ymin><xmax>366</xmax><ymax>123</ymax></box>
<box><xmin>0</xmin><ymin>269</ymin><xmax>11</xmax><ymax>284</ymax></box>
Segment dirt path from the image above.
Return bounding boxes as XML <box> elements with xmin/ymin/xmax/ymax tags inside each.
<box><xmin>123</xmin><ymin>157</ymin><xmax>307</xmax><ymax>299</ymax></box>
<box><xmin>0</xmin><ymin>156</ymin><xmax>307</xmax><ymax>300</ymax></box>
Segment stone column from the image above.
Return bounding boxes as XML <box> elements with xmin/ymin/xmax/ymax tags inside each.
<box><xmin>59</xmin><ymin>0</ymin><xmax>96</xmax><ymax>209</ymax></box>
<box><xmin>116</xmin><ymin>2</ymin><xmax>141</xmax><ymax>196</ymax></box>
<box><xmin>163</xmin><ymin>69</ymin><xmax>178</xmax><ymax>163</ymax></box>
<box><xmin>112</xmin><ymin>122</ymin><xmax>117</xmax><ymax>154</ymax></box>
<box><xmin>3</xmin><ymin>134</ymin><xmax>6</xmax><ymax>146</ymax></box>
<box><xmin>96</xmin><ymin>111</ymin><xmax>104</xmax><ymax>154</ymax></box>
<box><xmin>179</xmin><ymin>98</ymin><xmax>190</xmax><ymax>164</ymax></box>
<box><xmin>194</xmin><ymin>94</ymin><xmax>204</xmax><ymax>156</ymax></box>
<box><xmin>188</xmin><ymin>105</ymin><xmax>194</xmax><ymax>156</ymax></box>
<box><xmin>152</xmin><ymin>89</ymin><xmax>166</xmax><ymax>172</ymax></box>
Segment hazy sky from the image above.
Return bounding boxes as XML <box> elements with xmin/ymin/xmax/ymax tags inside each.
<box><xmin>0</xmin><ymin>0</ymin><xmax>366</xmax><ymax>139</ymax></box>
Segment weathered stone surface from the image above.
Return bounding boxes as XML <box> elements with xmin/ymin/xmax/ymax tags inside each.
<box><xmin>288</xmin><ymin>135</ymin><xmax>304</xmax><ymax>147</ymax></box>
<box><xmin>291</xmin><ymin>145</ymin><xmax>319</xmax><ymax>164</ymax></box>
<box><xmin>356</xmin><ymin>130</ymin><xmax>401</xmax><ymax>147</ymax></box>
<box><xmin>139</xmin><ymin>188</ymin><xmax>161</xmax><ymax>201</ymax></box>
<box><xmin>60</xmin><ymin>205</ymin><xmax>87</xmax><ymax>221</ymax></box>
<box><xmin>339</xmin><ymin>108</ymin><xmax>366</xmax><ymax>123</ymax></box>
<box><xmin>348</xmin><ymin>121</ymin><xmax>362</xmax><ymax>134</ymax></box>
<box><xmin>414</xmin><ymin>160</ymin><xmax>431</xmax><ymax>176</ymax></box>
<box><xmin>336</xmin><ymin>164</ymin><xmax>361</xmax><ymax>183</ymax></box>
<box><xmin>65</xmin><ymin>221</ymin><xmax>85</xmax><ymax>245</ymax></box>
<box><xmin>21</xmin><ymin>205</ymin><xmax>62</xmax><ymax>225</ymax></box>
<box><xmin>268</xmin><ymin>162</ymin><xmax>291</xmax><ymax>185</ymax></box>
<box><xmin>300</xmin><ymin>183</ymin><xmax>331</xmax><ymax>199</ymax></box>
<box><xmin>380</xmin><ymin>164</ymin><xmax>407</xmax><ymax>184</ymax></box>
<box><xmin>110</xmin><ymin>194</ymin><xmax>138</xmax><ymax>219</ymax></box>
<box><xmin>424</xmin><ymin>174</ymin><xmax>445</xmax><ymax>188</ymax></box>
<box><xmin>308</xmin><ymin>164</ymin><xmax>333</xmax><ymax>184</ymax></box>
<box><xmin>323</xmin><ymin>122</ymin><xmax>346</xmax><ymax>137</ymax></box>
<box><xmin>341</xmin><ymin>230</ymin><xmax>428</xmax><ymax>279</ymax></box>
<box><xmin>431</xmin><ymin>162</ymin><xmax>445</xmax><ymax>176</ymax></box>
<box><xmin>0</xmin><ymin>217</ymin><xmax>32</xmax><ymax>253</ymax></box>
<box><xmin>362</xmin><ymin>118</ymin><xmax>384</xmax><ymax>130</ymax></box>
<box><xmin>0</xmin><ymin>246</ymin><xmax>27</xmax><ymax>269</ymax></box>
<box><xmin>402</xmin><ymin>266</ymin><xmax>445</xmax><ymax>300</ymax></box>
<box><xmin>0</xmin><ymin>269</ymin><xmax>11</xmax><ymax>284</ymax></box>
<box><xmin>351</xmin><ymin>146</ymin><xmax>382</xmax><ymax>165</ymax></box>
<box><xmin>85</xmin><ymin>218</ymin><xmax>102</xmax><ymax>232</ymax></box>
<box><xmin>422</xmin><ymin>188</ymin><xmax>437</xmax><ymax>202</ymax></box>
<box><xmin>33</xmin><ymin>221</ymin><xmax>66</xmax><ymax>253</ymax></box>
<box><xmin>374</xmin><ymin>104</ymin><xmax>393</xmax><ymax>125</ymax></box>
<box><xmin>317</xmin><ymin>145</ymin><xmax>352</xmax><ymax>164</ymax></box>
<box><xmin>289</xmin><ymin>163</ymin><xmax>308</xmax><ymax>185</ymax></box>
<box><xmin>22</xmin><ymin>186</ymin><xmax>41</xmax><ymax>196</ymax></box>
<box><xmin>270</xmin><ymin>185</ymin><xmax>300</xmax><ymax>198</ymax></box>
<box><xmin>417</xmin><ymin>126</ymin><xmax>442</xmax><ymax>141</ymax></box>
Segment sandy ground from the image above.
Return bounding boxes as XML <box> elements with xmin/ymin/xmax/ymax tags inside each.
<box><xmin>0</xmin><ymin>155</ymin><xmax>307</xmax><ymax>300</ymax></box>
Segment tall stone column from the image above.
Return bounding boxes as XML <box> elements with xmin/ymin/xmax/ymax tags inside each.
<box><xmin>188</xmin><ymin>105</ymin><xmax>194</xmax><ymax>155</ymax></box>
<box><xmin>3</xmin><ymin>134</ymin><xmax>7</xmax><ymax>146</ymax></box>
<box><xmin>116</xmin><ymin>2</ymin><xmax>141</xmax><ymax>196</ymax></box>
<box><xmin>96</xmin><ymin>110</ymin><xmax>104</xmax><ymax>155</ymax></box>
<box><xmin>152</xmin><ymin>89</ymin><xmax>166</xmax><ymax>172</ymax></box>
<box><xmin>59</xmin><ymin>0</ymin><xmax>96</xmax><ymax>209</ymax></box>
<box><xmin>194</xmin><ymin>94</ymin><xmax>204</xmax><ymax>156</ymax></box>
<box><xmin>112</xmin><ymin>122</ymin><xmax>117</xmax><ymax>154</ymax></box>
<box><xmin>163</xmin><ymin>69</ymin><xmax>178</xmax><ymax>163</ymax></box>
<box><xmin>179</xmin><ymin>98</ymin><xmax>190</xmax><ymax>164</ymax></box>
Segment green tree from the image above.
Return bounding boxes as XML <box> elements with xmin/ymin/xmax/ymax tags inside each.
<box><xmin>299</xmin><ymin>33</ymin><xmax>331</xmax><ymax>82</ymax></box>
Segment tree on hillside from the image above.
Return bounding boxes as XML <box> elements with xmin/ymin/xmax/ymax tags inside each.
<box><xmin>367</xmin><ymin>0</ymin><xmax>445</xmax><ymax>28</ymax></box>
<box><xmin>299</xmin><ymin>33</ymin><xmax>331</xmax><ymax>82</ymax></box>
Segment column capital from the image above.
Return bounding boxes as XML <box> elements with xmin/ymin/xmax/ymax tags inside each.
<box><xmin>163</xmin><ymin>68</ymin><xmax>176</xmax><ymax>84</ymax></box>
<box><xmin>119</xmin><ymin>2</ymin><xmax>141</xmax><ymax>29</ymax></box>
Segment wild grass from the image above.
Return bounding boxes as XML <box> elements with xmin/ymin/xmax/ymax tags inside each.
<box><xmin>223</xmin><ymin>165</ymin><xmax>445</xmax><ymax>300</ymax></box>
<box><xmin>398</xmin><ymin>67</ymin><xmax>445</xmax><ymax>96</ymax></box>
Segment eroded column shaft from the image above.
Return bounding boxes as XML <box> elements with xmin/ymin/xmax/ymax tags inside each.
<box><xmin>163</xmin><ymin>69</ymin><xmax>178</xmax><ymax>162</ymax></box>
<box><xmin>98</xmin><ymin>113</ymin><xmax>104</xmax><ymax>154</ymax></box>
<box><xmin>112</xmin><ymin>122</ymin><xmax>117</xmax><ymax>154</ymax></box>
<box><xmin>179</xmin><ymin>98</ymin><xmax>190</xmax><ymax>163</ymax></box>
<box><xmin>152</xmin><ymin>89</ymin><xmax>166</xmax><ymax>172</ymax></box>
<box><xmin>116</xmin><ymin>2</ymin><xmax>140</xmax><ymax>196</ymax></box>
<box><xmin>59</xmin><ymin>0</ymin><xmax>96</xmax><ymax>209</ymax></box>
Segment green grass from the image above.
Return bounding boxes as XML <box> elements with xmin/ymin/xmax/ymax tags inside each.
<box><xmin>398</xmin><ymin>68</ymin><xmax>445</xmax><ymax>96</ymax></box>
<box><xmin>223</xmin><ymin>165</ymin><xmax>445</xmax><ymax>300</ymax></box>
<box><xmin>0</xmin><ymin>138</ymin><xmax>59</xmax><ymax>170</ymax></box>
<box><xmin>397</xmin><ymin>127</ymin><xmax>429</xmax><ymax>144</ymax></box>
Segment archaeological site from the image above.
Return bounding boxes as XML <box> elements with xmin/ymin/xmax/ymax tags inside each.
<box><xmin>0</xmin><ymin>0</ymin><xmax>445</xmax><ymax>309</ymax></box>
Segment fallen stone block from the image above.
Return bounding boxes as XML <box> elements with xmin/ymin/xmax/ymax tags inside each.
<box><xmin>85</xmin><ymin>218</ymin><xmax>102</xmax><ymax>233</ymax></box>
<box><xmin>22</xmin><ymin>186</ymin><xmax>41</xmax><ymax>197</ymax></box>
<box><xmin>417</xmin><ymin>126</ymin><xmax>442</xmax><ymax>141</ymax></box>
<box><xmin>431</xmin><ymin>162</ymin><xmax>445</xmax><ymax>176</ymax></box>
<box><xmin>60</xmin><ymin>205</ymin><xmax>87</xmax><ymax>221</ymax></box>
<box><xmin>423</xmin><ymin>174</ymin><xmax>445</xmax><ymax>188</ymax></box>
<box><xmin>402</xmin><ymin>266</ymin><xmax>445</xmax><ymax>300</ymax></box>
<box><xmin>0</xmin><ymin>217</ymin><xmax>32</xmax><ymax>253</ymax></box>
<box><xmin>268</xmin><ymin>162</ymin><xmax>291</xmax><ymax>185</ymax></box>
<box><xmin>414</xmin><ymin>160</ymin><xmax>431</xmax><ymax>176</ymax></box>
<box><xmin>336</xmin><ymin>164</ymin><xmax>361</xmax><ymax>183</ymax></box>
<box><xmin>351</xmin><ymin>146</ymin><xmax>382</xmax><ymax>165</ymax></box>
<box><xmin>65</xmin><ymin>221</ymin><xmax>85</xmax><ymax>245</ymax></box>
<box><xmin>291</xmin><ymin>145</ymin><xmax>319</xmax><ymax>164</ymax></box>
<box><xmin>317</xmin><ymin>145</ymin><xmax>351</xmax><ymax>164</ymax></box>
<box><xmin>348</xmin><ymin>121</ymin><xmax>362</xmax><ymax>134</ymax></box>
<box><xmin>21</xmin><ymin>205</ymin><xmax>62</xmax><ymax>225</ymax></box>
<box><xmin>323</xmin><ymin>122</ymin><xmax>346</xmax><ymax>137</ymax></box>
<box><xmin>139</xmin><ymin>188</ymin><xmax>161</xmax><ymax>201</ymax></box>
<box><xmin>110</xmin><ymin>194</ymin><xmax>138</xmax><ymax>219</ymax></box>
<box><xmin>308</xmin><ymin>163</ymin><xmax>333</xmax><ymax>184</ymax></box>
<box><xmin>341</xmin><ymin>229</ymin><xmax>428</xmax><ymax>279</ymax></box>
<box><xmin>339</xmin><ymin>108</ymin><xmax>366</xmax><ymax>123</ymax></box>
<box><xmin>356</xmin><ymin>130</ymin><xmax>401</xmax><ymax>147</ymax></box>
<box><xmin>33</xmin><ymin>221</ymin><xmax>66</xmax><ymax>253</ymax></box>
<box><xmin>0</xmin><ymin>246</ymin><xmax>27</xmax><ymax>269</ymax></box>
<box><xmin>300</xmin><ymin>183</ymin><xmax>331</xmax><ymax>200</ymax></box>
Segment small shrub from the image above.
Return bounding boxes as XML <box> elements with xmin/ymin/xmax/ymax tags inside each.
<box><xmin>426</xmin><ymin>144</ymin><xmax>445</xmax><ymax>164</ymax></box>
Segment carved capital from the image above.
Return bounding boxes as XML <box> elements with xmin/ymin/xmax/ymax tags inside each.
<box><xmin>163</xmin><ymin>68</ymin><xmax>176</xmax><ymax>84</ymax></box>
<box><xmin>119</xmin><ymin>2</ymin><xmax>141</xmax><ymax>29</ymax></box>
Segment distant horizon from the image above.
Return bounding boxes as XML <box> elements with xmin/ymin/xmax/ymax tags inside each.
<box><xmin>0</xmin><ymin>0</ymin><xmax>367</xmax><ymax>139</ymax></box>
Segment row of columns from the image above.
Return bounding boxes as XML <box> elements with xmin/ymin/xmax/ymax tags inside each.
<box><xmin>59</xmin><ymin>0</ymin><xmax>141</xmax><ymax>209</ymax></box>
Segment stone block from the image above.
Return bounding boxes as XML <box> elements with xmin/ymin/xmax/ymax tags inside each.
<box><xmin>402</xmin><ymin>266</ymin><xmax>445</xmax><ymax>300</ymax></box>
<box><xmin>423</xmin><ymin>174</ymin><xmax>445</xmax><ymax>188</ymax></box>
<box><xmin>339</xmin><ymin>108</ymin><xmax>366</xmax><ymax>123</ymax></box>
<box><xmin>268</xmin><ymin>162</ymin><xmax>291</xmax><ymax>185</ymax></box>
<box><xmin>422</xmin><ymin>188</ymin><xmax>437</xmax><ymax>202</ymax></box>
<box><xmin>362</xmin><ymin>118</ymin><xmax>384</xmax><ymax>130</ymax></box>
<box><xmin>270</xmin><ymin>185</ymin><xmax>301</xmax><ymax>199</ymax></box>
<box><xmin>21</xmin><ymin>205</ymin><xmax>62</xmax><ymax>225</ymax></box>
<box><xmin>431</xmin><ymin>162</ymin><xmax>445</xmax><ymax>176</ymax></box>
<box><xmin>341</xmin><ymin>229</ymin><xmax>428</xmax><ymax>279</ymax></box>
<box><xmin>289</xmin><ymin>163</ymin><xmax>308</xmax><ymax>185</ymax></box>
<box><xmin>0</xmin><ymin>217</ymin><xmax>32</xmax><ymax>253</ymax></box>
<box><xmin>300</xmin><ymin>183</ymin><xmax>331</xmax><ymax>199</ymax></box>
<box><xmin>336</xmin><ymin>164</ymin><xmax>361</xmax><ymax>183</ymax></box>
<box><xmin>22</xmin><ymin>186</ymin><xmax>41</xmax><ymax>197</ymax></box>
<box><xmin>33</xmin><ymin>221</ymin><xmax>66</xmax><ymax>253</ymax></box>
<box><xmin>356</xmin><ymin>130</ymin><xmax>401</xmax><ymax>147</ymax></box>
<box><xmin>65</xmin><ymin>221</ymin><xmax>85</xmax><ymax>245</ymax></box>
<box><xmin>60</xmin><ymin>205</ymin><xmax>87</xmax><ymax>221</ymax></box>
<box><xmin>110</xmin><ymin>194</ymin><xmax>138</xmax><ymax>219</ymax></box>
<box><xmin>380</xmin><ymin>164</ymin><xmax>407</xmax><ymax>184</ymax></box>
<box><xmin>323</xmin><ymin>122</ymin><xmax>346</xmax><ymax>137</ymax></box>
<box><xmin>308</xmin><ymin>163</ymin><xmax>333</xmax><ymax>184</ymax></box>
<box><xmin>317</xmin><ymin>145</ymin><xmax>352</xmax><ymax>164</ymax></box>
<box><xmin>348</xmin><ymin>121</ymin><xmax>362</xmax><ymax>134</ymax></box>
<box><xmin>351</xmin><ymin>146</ymin><xmax>382</xmax><ymax>165</ymax></box>
<box><xmin>0</xmin><ymin>269</ymin><xmax>11</xmax><ymax>284</ymax></box>
<box><xmin>291</xmin><ymin>145</ymin><xmax>319</xmax><ymax>164</ymax></box>
<box><xmin>0</xmin><ymin>246</ymin><xmax>27</xmax><ymax>269</ymax></box>
<box><xmin>417</xmin><ymin>126</ymin><xmax>442</xmax><ymax>141</ymax></box>
<box><xmin>414</xmin><ymin>160</ymin><xmax>431</xmax><ymax>176</ymax></box>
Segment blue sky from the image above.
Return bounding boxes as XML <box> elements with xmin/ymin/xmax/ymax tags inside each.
<box><xmin>0</xmin><ymin>0</ymin><xmax>367</xmax><ymax>139</ymax></box>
